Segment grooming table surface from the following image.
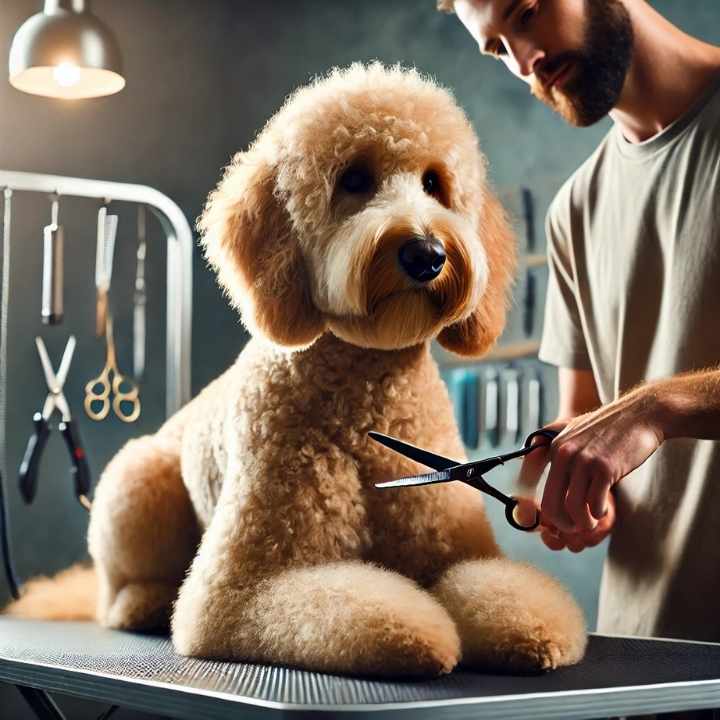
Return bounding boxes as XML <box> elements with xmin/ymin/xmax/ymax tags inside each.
<box><xmin>1</xmin><ymin>619</ymin><xmax>720</xmax><ymax>719</ymax></box>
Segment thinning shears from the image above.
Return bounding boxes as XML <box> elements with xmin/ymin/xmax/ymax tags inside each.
<box><xmin>19</xmin><ymin>336</ymin><xmax>92</xmax><ymax>510</ymax></box>
<box><xmin>369</xmin><ymin>428</ymin><xmax>559</xmax><ymax>531</ymax></box>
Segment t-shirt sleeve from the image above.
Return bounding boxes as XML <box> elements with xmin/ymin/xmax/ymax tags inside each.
<box><xmin>538</xmin><ymin>193</ymin><xmax>592</xmax><ymax>370</ymax></box>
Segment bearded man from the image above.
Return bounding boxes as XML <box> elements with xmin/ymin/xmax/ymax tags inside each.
<box><xmin>439</xmin><ymin>0</ymin><xmax>720</xmax><ymax>650</ymax></box>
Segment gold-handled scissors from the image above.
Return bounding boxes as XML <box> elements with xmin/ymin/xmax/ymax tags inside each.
<box><xmin>84</xmin><ymin>314</ymin><xmax>141</xmax><ymax>423</ymax></box>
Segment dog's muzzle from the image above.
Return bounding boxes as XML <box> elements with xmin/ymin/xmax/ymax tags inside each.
<box><xmin>397</xmin><ymin>236</ymin><xmax>446</xmax><ymax>283</ymax></box>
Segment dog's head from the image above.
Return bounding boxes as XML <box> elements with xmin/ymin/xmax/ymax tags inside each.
<box><xmin>199</xmin><ymin>62</ymin><xmax>515</xmax><ymax>356</ymax></box>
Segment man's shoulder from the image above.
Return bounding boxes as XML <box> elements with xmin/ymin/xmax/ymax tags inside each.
<box><xmin>546</xmin><ymin>130</ymin><xmax>615</xmax><ymax>234</ymax></box>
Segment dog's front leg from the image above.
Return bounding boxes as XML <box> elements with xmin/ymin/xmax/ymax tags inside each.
<box><xmin>175</xmin><ymin>559</ymin><xmax>460</xmax><ymax>676</ymax></box>
<box><xmin>171</xmin><ymin>440</ymin><xmax>460</xmax><ymax>676</ymax></box>
<box><xmin>431</xmin><ymin>558</ymin><xmax>587</xmax><ymax>672</ymax></box>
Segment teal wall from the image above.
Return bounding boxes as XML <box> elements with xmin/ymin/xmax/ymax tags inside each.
<box><xmin>0</xmin><ymin>3</ymin><xmax>718</xmax><ymax>716</ymax></box>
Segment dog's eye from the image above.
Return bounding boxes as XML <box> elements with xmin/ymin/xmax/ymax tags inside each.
<box><xmin>339</xmin><ymin>166</ymin><xmax>374</xmax><ymax>194</ymax></box>
<box><xmin>422</xmin><ymin>169</ymin><xmax>442</xmax><ymax>198</ymax></box>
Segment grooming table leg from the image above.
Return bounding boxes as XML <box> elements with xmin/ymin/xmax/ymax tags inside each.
<box><xmin>15</xmin><ymin>684</ymin><xmax>67</xmax><ymax>720</ymax></box>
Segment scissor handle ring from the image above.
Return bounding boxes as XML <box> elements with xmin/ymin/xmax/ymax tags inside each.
<box><xmin>112</xmin><ymin>393</ymin><xmax>141</xmax><ymax>423</ymax></box>
<box><xmin>84</xmin><ymin>392</ymin><xmax>109</xmax><ymax>421</ymax></box>
<box><xmin>85</xmin><ymin>369</ymin><xmax>112</xmax><ymax>400</ymax></box>
<box><xmin>523</xmin><ymin>428</ymin><xmax>560</xmax><ymax>449</ymax></box>
<box><xmin>505</xmin><ymin>497</ymin><xmax>541</xmax><ymax>532</ymax></box>
<box><xmin>84</xmin><ymin>373</ymin><xmax>111</xmax><ymax>421</ymax></box>
<box><xmin>111</xmin><ymin>372</ymin><xmax>141</xmax><ymax>423</ymax></box>
<box><xmin>111</xmin><ymin>372</ymin><xmax>139</xmax><ymax>399</ymax></box>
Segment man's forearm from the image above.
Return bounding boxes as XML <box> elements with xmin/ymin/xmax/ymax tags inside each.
<box><xmin>643</xmin><ymin>368</ymin><xmax>720</xmax><ymax>441</ymax></box>
<box><xmin>515</xmin><ymin>366</ymin><xmax>720</xmax><ymax>537</ymax></box>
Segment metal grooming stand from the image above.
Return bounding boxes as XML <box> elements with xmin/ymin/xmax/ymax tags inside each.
<box><xmin>0</xmin><ymin>169</ymin><xmax>192</xmax><ymax>415</ymax></box>
<box><xmin>0</xmin><ymin>169</ymin><xmax>192</xmax><ymax>720</ymax></box>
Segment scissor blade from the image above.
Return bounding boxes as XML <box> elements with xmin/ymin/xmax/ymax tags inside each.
<box><xmin>367</xmin><ymin>431</ymin><xmax>459</xmax><ymax>471</ymax></box>
<box><xmin>55</xmin><ymin>335</ymin><xmax>76</xmax><ymax>388</ymax></box>
<box><xmin>375</xmin><ymin>469</ymin><xmax>453</xmax><ymax>488</ymax></box>
<box><xmin>35</xmin><ymin>337</ymin><xmax>58</xmax><ymax>391</ymax></box>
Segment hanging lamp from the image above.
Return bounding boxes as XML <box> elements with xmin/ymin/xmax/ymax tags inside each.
<box><xmin>8</xmin><ymin>0</ymin><xmax>125</xmax><ymax>100</ymax></box>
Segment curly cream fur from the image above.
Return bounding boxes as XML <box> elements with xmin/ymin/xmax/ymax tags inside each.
<box><xmin>5</xmin><ymin>63</ymin><xmax>586</xmax><ymax>677</ymax></box>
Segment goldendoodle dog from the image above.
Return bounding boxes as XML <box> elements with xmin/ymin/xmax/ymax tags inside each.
<box><xmin>7</xmin><ymin>63</ymin><xmax>586</xmax><ymax>677</ymax></box>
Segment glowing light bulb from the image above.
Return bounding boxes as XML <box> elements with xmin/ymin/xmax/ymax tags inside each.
<box><xmin>53</xmin><ymin>63</ymin><xmax>81</xmax><ymax>87</ymax></box>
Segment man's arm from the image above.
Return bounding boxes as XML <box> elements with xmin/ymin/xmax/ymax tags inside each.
<box><xmin>655</xmin><ymin>367</ymin><xmax>720</xmax><ymax>441</ymax></box>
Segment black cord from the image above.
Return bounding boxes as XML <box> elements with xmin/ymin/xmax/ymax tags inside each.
<box><xmin>0</xmin><ymin>469</ymin><xmax>19</xmax><ymax>600</ymax></box>
<box><xmin>1</xmin><ymin>188</ymin><xmax>20</xmax><ymax>600</ymax></box>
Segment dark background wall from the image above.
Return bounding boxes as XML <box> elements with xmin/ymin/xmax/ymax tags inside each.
<box><xmin>0</xmin><ymin>2</ymin><xmax>718</xmax><ymax>718</ymax></box>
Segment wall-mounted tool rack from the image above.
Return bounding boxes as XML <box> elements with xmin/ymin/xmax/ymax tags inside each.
<box><xmin>0</xmin><ymin>169</ymin><xmax>193</xmax><ymax>415</ymax></box>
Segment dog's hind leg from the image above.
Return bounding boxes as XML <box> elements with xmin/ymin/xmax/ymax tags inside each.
<box><xmin>88</xmin><ymin>434</ymin><xmax>201</xmax><ymax>632</ymax></box>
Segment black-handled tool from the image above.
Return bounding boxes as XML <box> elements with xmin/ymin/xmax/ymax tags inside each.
<box><xmin>18</xmin><ymin>413</ymin><xmax>50</xmax><ymax>504</ymax></box>
<box><xmin>524</xmin><ymin>269</ymin><xmax>536</xmax><ymax>337</ymax></box>
<box><xmin>521</xmin><ymin>187</ymin><xmax>536</xmax><ymax>253</ymax></box>
<box><xmin>58</xmin><ymin>419</ymin><xmax>91</xmax><ymax>502</ymax></box>
<box><xmin>19</xmin><ymin>336</ymin><xmax>92</xmax><ymax>510</ymax></box>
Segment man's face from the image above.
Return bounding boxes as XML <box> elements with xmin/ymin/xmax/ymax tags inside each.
<box><xmin>454</xmin><ymin>0</ymin><xmax>634</xmax><ymax>127</ymax></box>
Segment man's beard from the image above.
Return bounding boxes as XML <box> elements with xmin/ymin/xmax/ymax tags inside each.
<box><xmin>531</xmin><ymin>0</ymin><xmax>634</xmax><ymax>127</ymax></box>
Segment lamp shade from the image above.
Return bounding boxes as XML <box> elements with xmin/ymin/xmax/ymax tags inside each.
<box><xmin>9</xmin><ymin>0</ymin><xmax>125</xmax><ymax>99</ymax></box>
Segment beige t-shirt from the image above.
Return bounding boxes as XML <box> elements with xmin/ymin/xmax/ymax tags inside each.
<box><xmin>538</xmin><ymin>76</ymin><xmax>720</xmax><ymax>641</ymax></box>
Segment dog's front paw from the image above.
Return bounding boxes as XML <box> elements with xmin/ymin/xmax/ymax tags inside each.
<box><xmin>472</xmin><ymin>624</ymin><xmax>578</xmax><ymax>673</ymax></box>
<box><xmin>357</xmin><ymin>603</ymin><xmax>461</xmax><ymax>677</ymax></box>
<box><xmin>433</xmin><ymin>558</ymin><xmax>587</xmax><ymax>673</ymax></box>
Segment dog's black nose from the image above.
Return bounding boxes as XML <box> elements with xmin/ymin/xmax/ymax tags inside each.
<box><xmin>398</xmin><ymin>237</ymin><xmax>446</xmax><ymax>282</ymax></box>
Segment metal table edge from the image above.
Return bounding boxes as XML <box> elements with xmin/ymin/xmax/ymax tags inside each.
<box><xmin>2</xmin><ymin>653</ymin><xmax>720</xmax><ymax>720</ymax></box>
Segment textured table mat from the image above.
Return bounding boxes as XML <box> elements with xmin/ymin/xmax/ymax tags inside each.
<box><xmin>2</xmin><ymin>618</ymin><xmax>720</xmax><ymax>719</ymax></box>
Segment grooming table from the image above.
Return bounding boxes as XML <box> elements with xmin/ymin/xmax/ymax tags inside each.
<box><xmin>1</xmin><ymin>618</ymin><xmax>720</xmax><ymax>720</ymax></box>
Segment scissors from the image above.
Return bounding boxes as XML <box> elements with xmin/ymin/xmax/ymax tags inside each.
<box><xmin>19</xmin><ymin>336</ymin><xmax>92</xmax><ymax>510</ymax></box>
<box><xmin>84</xmin><ymin>314</ymin><xmax>141</xmax><ymax>423</ymax></box>
<box><xmin>369</xmin><ymin>428</ymin><xmax>559</xmax><ymax>531</ymax></box>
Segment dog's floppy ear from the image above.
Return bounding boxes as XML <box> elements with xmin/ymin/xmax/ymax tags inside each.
<box><xmin>199</xmin><ymin>149</ymin><xmax>325</xmax><ymax>348</ymax></box>
<box><xmin>436</xmin><ymin>191</ymin><xmax>516</xmax><ymax>357</ymax></box>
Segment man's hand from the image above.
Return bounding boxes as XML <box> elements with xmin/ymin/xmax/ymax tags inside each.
<box><xmin>517</xmin><ymin>385</ymin><xmax>665</xmax><ymax>534</ymax></box>
<box><xmin>541</xmin><ymin>493</ymin><xmax>615</xmax><ymax>552</ymax></box>
<box><xmin>515</xmin><ymin>493</ymin><xmax>616</xmax><ymax>552</ymax></box>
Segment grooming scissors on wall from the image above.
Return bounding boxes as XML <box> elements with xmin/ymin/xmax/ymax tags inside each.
<box><xmin>84</xmin><ymin>315</ymin><xmax>141</xmax><ymax>423</ymax></box>
<box><xmin>369</xmin><ymin>428</ymin><xmax>558</xmax><ymax>531</ymax></box>
<box><xmin>19</xmin><ymin>336</ymin><xmax>92</xmax><ymax>510</ymax></box>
